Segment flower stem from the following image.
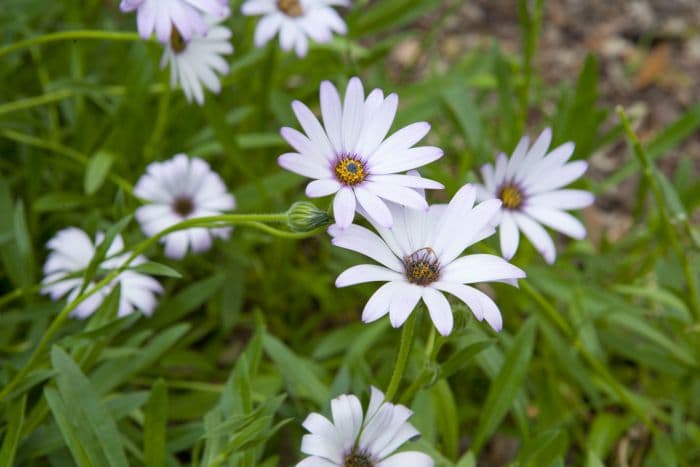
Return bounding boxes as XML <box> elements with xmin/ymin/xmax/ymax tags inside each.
<box><xmin>0</xmin><ymin>212</ymin><xmax>316</xmax><ymax>401</ymax></box>
<box><xmin>0</xmin><ymin>30</ymin><xmax>142</xmax><ymax>60</ymax></box>
<box><xmin>384</xmin><ymin>312</ymin><xmax>417</xmax><ymax>402</ymax></box>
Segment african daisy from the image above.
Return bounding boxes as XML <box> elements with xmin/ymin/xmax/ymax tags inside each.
<box><xmin>279</xmin><ymin>77</ymin><xmax>444</xmax><ymax>229</ymax></box>
<box><xmin>330</xmin><ymin>184</ymin><xmax>525</xmax><ymax>335</ymax></box>
<box><xmin>42</xmin><ymin>228</ymin><xmax>162</xmax><ymax>319</ymax></box>
<box><xmin>120</xmin><ymin>0</ymin><xmax>230</xmax><ymax>43</ymax></box>
<box><xmin>160</xmin><ymin>16</ymin><xmax>233</xmax><ymax>105</ymax></box>
<box><xmin>242</xmin><ymin>0</ymin><xmax>349</xmax><ymax>57</ymax></box>
<box><xmin>475</xmin><ymin>128</ymin><xmax>594</xmax><ymax>264</ymax></box>
<box><xmin>298</xmin><ymin>386</ymin><xmax>433</xmax><ymax>467</ymax></box>
<box><xmin>134</xmin><ymin>154</ymin><xmax>236</xmax><ymax>259</ymax></box>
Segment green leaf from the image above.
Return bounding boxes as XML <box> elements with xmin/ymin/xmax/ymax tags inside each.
<box><xmin>441</xmin><ymin>85</ymin><xmax>485</xmax><ymax>155</ymax></box>
<box><xmin>44</xmin><ymin>387</ymin><xmax>94</xmax><ymax>467</ymax></box>
<box><xmin>51</xmin><ymin>346</ymin><xmax>129</xmax><ymax>467</ymax></box>
<box><xmin>472</xmin><ymin>318</ymin><xmax>537</xmax><ymax>452</ymax></box>
<box><xmin>84</xmin><ymin>150</ymin><xmax>114</xmax><ymax>195</ymax></box>
<box><xmin>263</xmin><ymin>334</ymin><xmax>328</xmax><ymax>406</ymax></box>
<box><xmin>440</xmin><ymin>339</ymin><xmax>494</xmax><ymax>379</ymax></box>
<box><xmin>0</xmin><ymin>394</ymin><xmax>26</xmax><ymax>467</ymax></box>
<box><xmin>129</xmin><ymin>261</ymin><xmax>182</xmax><ymax>278</ymax></box>
<box><xmin>431</xmin><ymin>380</ymin><xmax>458</xmax><ymax>460</ymax></box>
<box><xmin>144</xmin><ymin>379</ymin><xmax>168</xmax><ymax>467</ymax></box>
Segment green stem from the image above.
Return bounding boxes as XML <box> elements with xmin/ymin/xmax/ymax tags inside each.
<box><xmin>0</xmin><ymin>90</ymin><xmax>73</xmax><ymax>117</ymax></box>
<box><xmin>618</xmin><ymin>107</ymin><xmax>700</xmax><ymax>319</ymax></box>
<box><xmin>0</xmin><ymin>212</ymin><xmax>316</xmax><ymax>402</ymax></box>
<box><xmin>0</xmin><ymin>30</ymin><xmax>141</xmax><ymax>60</ymax></box>
<box><xmin>384</xmin><ymin>312</ymin><xmax>416</xmax><ymax>402</ymax></box>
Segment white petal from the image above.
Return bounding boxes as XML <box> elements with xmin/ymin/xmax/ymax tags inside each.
<box><xmin>364</xmin><ymin>182</ymin><xmax>428</xmax><ymax>211</ymax></box>
<box><xmin>527</xmin><ymin>161</ymin><xmax>588</xmax><ymax>194</ymax></box>
<box><xmin>370</xmin><ymin>147</ymin><xmax>443</xmax><ymax>175</ymax></box>
<box><xmin>254</xmin><ymin>13</ymin><xmax>283</xmax><ymax>46</ymax></box>
<box><xmin>320</xmin><ymin>80</ymin><xmax>343</xmax><ymax>154</ymax></box>
<box><xmin>369</xmin><ymin>122</ymin><xmax>431</xmax><ymax>162</ymax></box>
<box><xmin>422</xmin><ymin>288</ymin><xmax>453</xmax><ymax>336</ymax></box>
<box><xmin>292</xmin><ymin>100</ymin><xmax>335</xmax><ymax>160</ymax></box>
<box><xmin>331</xmin><ymin>394</ymin><xmax>363</xmax><ymax>451</ymax></box>
<box><xmin>278</xmin><ymin>153</ymin><xmax>330</xmax><ymax>179</ymax></box>
<box><xmin>389</xmin><ymin>283</ymin><xmax>422</xmax><ymax>328</ymax></box>
<box><xmin>163</xmin><ymin>231</ymin><xmax>190</xmax><ymax>259</ymax></box>
<box><xmin>336</xmin><ymin>265</ymin><xmax>402</xmax><ymax>287</ymax></box>
<box><xmin>332</xmin><ymin>187</ymin><xmax>356</xmax><ymax>228</ymax></box>
<box><xmin>296</xmin><ymin>456</ymin><xmax>338</xmax><ymax>467</ymax></box>
<box><xmin>441</xmin><ymin>254</ymin><xmax>526</xmax><ymax>284</ymax></box>
<box><xmin>362</xmin><ymin>282</ymin><xmax>402</xmax><ymax>323</ymax></box>
<box><xmin>513</xmin><ymin>212</ymin><xmax>556</xmax><ymax>264</ymax></box>
<box><xmin>355</xmin><ymin>187</ymin><xmax>393</xmax><ymax>228</ymax></box>
<box><xmin>356</xmin><ymin>93</ymin><xmax>398</xmax><ymax>157</ymax></box>
<box><xmin>369</xmin><ymin>174</ymin><xmax>443</xmax><ymax>190</ymax></box>
<box><xmin>378</xmin><ymin>452</ymin><xmax>434</xmax><ymax>467</ymax></box>
<box><xmin>527</xmin><ymin>189</ymin><xmax>594</xmax><ymax>210</ymax></box>
<box><xmin>499</xmin><ymin>212</ymin><xmax>520</xmax><ymax>260</ymax></box>
<box><xmin>331</xmin><ymin>224</ymin><xmax>403</xmax><ymax>271</ymax></box>
<box><xmin>524</xmin><ymin>206</ymin><xmax>587</xmax><ymax>239</ymax></box>
<box><xmin>306</xmin><ymin>179</ymin><xmax>341</xmax><ymax>198</ymax></box>
<box><xmin>300</xmin><ymin>435</ymin><xmax>343</xmax><ymax>464</ymax></box>
<box><xmin>434</xmin><ymin>282</ymin><xmax>503</xmax><ymax>331</ymax></box>
<box><xmin>341</xmin><ymin>77</ymin><xmax>365</xmax><ymax>153</ymax></box>
<box><xmin>505</xmin><ymin>135</ymin><xmax>530</xmax><ymax>180</ymax></box>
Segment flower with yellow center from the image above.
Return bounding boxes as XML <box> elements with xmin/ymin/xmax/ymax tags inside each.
<box><xmin>278</xmin><ymin>77</ymin><xmax>444</xmax><ymax>229</ymax></box>
<box><xmin>331</xmin><ymin>183</ymin><xmax>525</xmax><ymax>335</ymax></box>
<box><xmin>297</xmin><ymin>387</ymin><xmax>433</xmax><ymax>467</ymax></box>
<box><xmin>242</xmin><ymin>0</ymin><xmax>350</xmax><ymax>57</ymax></box>
<box><xmin>476</xmin><ymin>128</ymin><xmax>595</xmax><ymax>264</ymax></box>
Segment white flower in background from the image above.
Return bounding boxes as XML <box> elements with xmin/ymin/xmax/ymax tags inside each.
<box><xmin>160</xmin><ymin>16</ymin><xmax>233</xmax><ymax>105</ymax></box>
<box><xmin>298</xmin><ymin>386</ymin><xmax>433</xmax><ymax>467</ymax></box>
<box><xmin>242</xmin><ymin>0</ymin><xmax>349</xmax><ymax>57</ymax></box>
<box><xmin>475</xmin><ymin>128</ymin><xmax>594</xmax><ymax>264</ymax></box>
<box><xmin>330</xmin><ymin>184</ymin><xmax>525</xmax><ymax>334</ymax></box>
<box><xmin>135</xmin><ymin>154</ymin><xmax>236</xmax><ymax>259</ymax></box>
<box><xmin>42</xmin><ymin>228</ymin><xmax>162</xmax><ymax>319</ymax></box>
<box><xmin>120</xmin><ymin>0</ymin><xmax>230</xmax><ymax>43</ymax></box>
<box><xmin>279</xmin><ymin>77</ymin><xmax>444</xmax><ymax>229</ymax></box>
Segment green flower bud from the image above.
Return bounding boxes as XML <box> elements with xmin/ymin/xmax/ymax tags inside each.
<box><xmin>286</xmin><ymin>202</ymin><xmax>331</xmax><ymax>233</ymax></box>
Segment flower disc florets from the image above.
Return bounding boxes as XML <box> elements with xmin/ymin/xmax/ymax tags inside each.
<box><xmin>172</xmin><ymin>196</ymin><xmax>195</xmax><ymax>217</ymax></box>
<box><xmin>404</xmin><ymin>247</ymin><xmax>440</xmax><ymax>286</ymax></box>
<box><xmin>334</xmin><ymin>155</ymin><xmax>366</xmax><ymax>186</ymax></box>
<box><xmin>169</xmin><ymin>27</ymin><xmax>187</xmax><ymax>54</ymax></box>
<box><xmin>344</xmin><ymin>452</ymin><xmax>374</xmax><ymax>467</ymax></box>
<box><xmin>277</xmin><ymin>0</ymin><xmax>303</xmax><ymax>17</ymax></box>
<box><xmin>498</xmin><ymin>183</ymin><xmax>523</xmax><ymax>210</ymax></box>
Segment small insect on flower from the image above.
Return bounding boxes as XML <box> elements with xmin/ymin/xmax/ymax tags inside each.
<box><xmin>42</xmin><ymin>228</ymin><xmax>162</xmax><ymax>319</ymax></box>
<box><xmin>120</xmin><ymin>0</ymin><xmax>230</xmax><ymax>43</ymax></box>
<box><xmin>278</xmin><ymin>77</ymin><xmax>444</xmax><ymax>229</ymax></box>
<box><xmin>160</xmin><ymin>16</ymin><xmax>233</xmax><ymax>105</ymax></box>
<box><xmin>331</xmin><ymin>184</ymin><xmax>526</xmax><ymax>335</ymax></box>
<box><xmin>476</xmin><ymin>128</ymin><xmax>595</xmax><ymax>264</ymax></box>
<box><xmin>134</xmin><ymin>154</ymin><xmax>236</xmax><ymax>259</ymax></box>
<box><xmin>242</xmin><ymin>0</ymin><xmax>349</xmax><ymax>57</ymax></box>
<box><xmin>297</xmin><ymin>386</ymin><xmax>433</xmax><ymax>467</ymax></box>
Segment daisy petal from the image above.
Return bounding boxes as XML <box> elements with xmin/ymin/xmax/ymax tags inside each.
<box><xmin>389</xmin><ymin>283</ymin><xmax>422</xmax><ymax>328</ymax></box>
<box><xmin>422</xmin><ymin>288</ymin><xmax>453</xmax><ymax>336</ymax></box>
<box><xmin>513</xmin><ymin>212</ymin><xmax>556</xmax><ymax>264</ymax></box>
<box><xmin>336</xmin><ymin>265</ymin><xmax>403</xmax><ymax>287</ymax></box>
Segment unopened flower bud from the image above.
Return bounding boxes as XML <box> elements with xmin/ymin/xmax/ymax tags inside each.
<box><xmin>286</xmin><ymin>202</ymin><xmax>331</xmax><ymax>232</ymax></box>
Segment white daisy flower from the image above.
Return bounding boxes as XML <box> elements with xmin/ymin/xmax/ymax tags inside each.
<box><xmin>298</xmin><ymin>386</ymin><xmax>433</xmax><ymax>467</ymax></box>
<box><xmin>42</xmin><ymin>228</ymin><xmax>163</xmax><ymax>319</ymax></box>
<box><xmin>134</xmin><ymin>154</ymin><xmax>236</xmax><ymax>259</ymax></box>
<box><xmin>330</xmin><ymin>184</ymin><xmax>526</xmax><ymax>334</ymax></box>
<box><xmin>160</xmin><ymin>16</ymin><xmax>233</xmax><ymax>105</ymax></box>
<box><xmin>475</xmin><ymin>128</ymin><xmax>594</xmax><ymax>264</ymax></box>
<box><xmin>120</xmin><ymin>0</ymin><xmax>230</xmax><ymax>44</ymax></box>
<box><xmin>278</xmin><ymin>77</ymin><xmax>444</xmax><ymax>229</ymax></box>
<box><xmin>242</xmin><ymin>0</ymin><xmax>349</xmax><ymax>57</ymax></box>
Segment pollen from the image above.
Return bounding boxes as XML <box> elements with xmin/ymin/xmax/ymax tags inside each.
<box><xmin>172</xmin><ymin>196</ymin><xmax>195</xmax><ymax>217</ymax></box>
<box><xmin>404</xmin><ymin>247</ymin><xmax>441</xmax><ymax>286</ymax></box>
<box><xmin>277</xmin><ymin>0</ymin><xmax>303</xmax><ymax>17</ymax></box>
<box><xmin>344</xmin><ymin>452</ymin><xmax>374</xmax><ymax>467</ymax></box>
<box><xmin>334</xmin><ymin>156</ymin><xmax>366</xmax><ymax>186</ymax></box>
<box><xmin>499</xmin><ymin>184</ymin><xmax>523</xmax><ymax>210</ymax></box>
<box><xmin>169</xmin><ymin>27</ymin><xmax>187</xmax><ymax>54</ymax></box>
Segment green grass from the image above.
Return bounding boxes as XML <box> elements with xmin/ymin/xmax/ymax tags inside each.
<box><xmin>1</xmin><ymin>0</ymin><xmax>700</xmax><ymax>465</ymax></box>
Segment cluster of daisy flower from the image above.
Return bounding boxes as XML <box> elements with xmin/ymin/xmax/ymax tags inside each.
<box><xmin>119</xmin><ymin>0</ymin><xmax>350</xmax><ymax>104</ymax></box>
<box><xmin>38</xmin><ymin>3</ymin><xmax>594</xmax><ymax>463</ymax></box>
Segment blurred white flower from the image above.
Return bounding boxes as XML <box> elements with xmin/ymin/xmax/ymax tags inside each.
<box><xmin>278</xmin><ymin>77</ymin><xmax>444</xmax><ymax>229</ymax></box>
<box><xmin>120</xmin><ymin>0</ymin><xmax>230</xmax><ymax>43</ymax></box>
<box><xmin>297</xmin><ymin>386</ymin><xmax>433</xmax><ymax>467</ymax></box>
<box><xmin>134</xmin><ymin>154</ymin><xmax>236</xmax><ymax>259</ymax></box>
<box><xmin>330</xmin><ymin>184</ymin><xmax>525</xmax><ymax>335</ymax></box>
<box><xmin>160</xmin><ymin>16</ymin><xmax>233</xmax><ymax>105</ymax></box>
<box><xmin>241</xmin><ymin>0</ymin><xmax>349</xmax><ymax>57</ymax></box>
<box><xmin>42</xmin><ymin>228</ymin><xmax>162</xmax><ymax>319</ymax></box>
<box><xmin>476</xmin><ymin>128</ymin><xmax>594</xmax><ymax>264</ymax></box>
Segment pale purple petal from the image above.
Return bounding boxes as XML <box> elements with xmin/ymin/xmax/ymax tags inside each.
<box><xmin>336</xmin><ymin>265</ymin><xmax>403</xmax><ymax>287</ymax></box>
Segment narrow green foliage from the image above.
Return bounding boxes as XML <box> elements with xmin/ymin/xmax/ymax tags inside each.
<box><xmin>144</xmin><ymin>379</ymin><xmax>168</xmax><ymax>467</ymax></box>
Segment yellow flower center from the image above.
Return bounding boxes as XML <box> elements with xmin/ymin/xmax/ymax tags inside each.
<box><xmin>404</xmin><ymin>247</ymin><xmax>440</xmax><ymax>286</ymax></box>
<box><xmin>277</xmin><ymin>0</ymin><xmax>303</xmax><ymax>17</ymax></box>
<box><xmin>334</xmin><ymin>157</ymin><xmax>366</xmax><ymax>186</ymax></box>
<box><xmin>172</xmin><ymin>196</ymin><xmax>194</xmax><ymax>217</ymax></box>
<box><xmin>499</xmin><ymin>184</ymin><xmax>523</xmax><ymax>210</ymax></box>
<box><xmin>344</xmin><ymin>452</ymin><xmax>374</xmax><ymax>467</ymax></box>
<box><xmin>169</xmin><ymin>27</ymin><xmax>187</xmax><ymax>54</ymax></box>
